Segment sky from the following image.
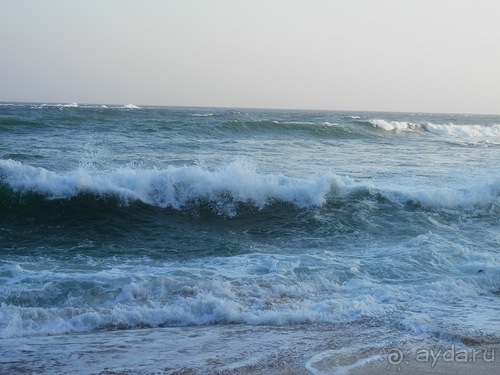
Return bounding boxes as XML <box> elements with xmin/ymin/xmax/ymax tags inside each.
<box><xmin>1</xmin><ymin>0</ymin><xmax>499</xmax><ymax>114</ymax></box>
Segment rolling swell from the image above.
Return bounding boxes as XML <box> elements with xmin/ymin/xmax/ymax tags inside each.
<box><xmin>156</xmin><ymin>118</ymin><xmax>366</xmax><ymax>141</ymax></box>
<box><xmin>209</xmin><ymin>119</ymin><xmax>360</xmax><ymax>138</ymax></box>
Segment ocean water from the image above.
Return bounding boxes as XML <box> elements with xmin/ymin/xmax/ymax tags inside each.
<box><xmin>0</xmin><ymin>102</ymin><xmax>499</xmax><ymax>374</ymax></box>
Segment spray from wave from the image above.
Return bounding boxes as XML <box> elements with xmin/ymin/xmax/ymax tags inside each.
<box><xmin>424</xmin><ymin>122</ymin><xmax>500</xmax><ymax>138</ymax></box>
<box><xmin>123</xmin><ymin>104</ymin><xmax>140</xmax><ymax>109</ymax></box>
<box><xmin>1</xmin><ymin>159</ymin><xmax>498</xmax><ymax>217</ymax></box>
<box><xmin>368</xmin><ymin>119</ymin><xmax>500</xmax><ymax>139</ymax></box>
<box><xmin>368</xmin><ymin>119</ymin><xmax>421</xmax><ymax>132</ymax></box>
<box><xmin>0</xmin><ymin>159</ymin><xmax>338</xmax><ymax>214</ymax></box>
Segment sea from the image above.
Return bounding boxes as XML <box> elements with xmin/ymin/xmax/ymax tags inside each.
<box><xmin>0</xmin><ymin>102</ymin><xmax>499</xmax><ymax>374</ymax></box>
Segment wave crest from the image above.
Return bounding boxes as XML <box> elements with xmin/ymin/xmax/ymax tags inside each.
<box><xmin>0</xmin><ymin>159</ymin><xmax>342</xmax><ymax>215</ymax></box>
<box><xmin>1</xmin><ymin>159</ymin><xmax>497</xmax><ymax>216</ymax></box>
<box><xmin>368</xmin><ymin>119</ymin><xmax>500</xmax><ymax>139</ymax></box>
<box><xmin>368</xmin><ymin>119</ymin><xmax>421</xmax><ymax>132</ymax></box>
<box><xmin>424</xmin><ymin>123</ymin><xmax>500</xmax><ymax>138</ymax></box>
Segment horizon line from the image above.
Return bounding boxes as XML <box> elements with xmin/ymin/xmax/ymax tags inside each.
<box><xmin>1</xmin><ymin>99</ymin><xmax>499</xmax><ymax>117</ymax></box>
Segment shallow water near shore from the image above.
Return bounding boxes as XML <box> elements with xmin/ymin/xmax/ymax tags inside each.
<box><xmin>2</xmin><ymin>324</ymin><xmax>499</xmax><ymax>374</ymax></box>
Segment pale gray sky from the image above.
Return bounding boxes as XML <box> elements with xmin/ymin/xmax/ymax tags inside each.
<box><xmin>1</xmin><ymin>0</ymin><xmax>499</xmax><ymax>114</ymax></box>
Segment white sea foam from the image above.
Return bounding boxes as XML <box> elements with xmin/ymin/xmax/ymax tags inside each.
<box><xmin>0</xmin><ymin>159</ymin><xmax>498</xmax><ymax>213</ymax></box>
<box><xmin>369</xmin><ymin>119</ymin><xmax>421</xmax><ymax>132</ymax></box>
<box><xmin>376</xmin><ymin>178</ymin><xmax>500</xmax><ymax>210</ymax></box>
<box><xmin>38</xmin><ymin>102</ymin><xmax>79</xmax><ymax>108</ymax></box>
<box><xmin>306</xmin><ymin>349</ymin><xmax>383</xmax><ymax>375</ymax></box>
<box><xmin>193</xmin><ymin>113</ymin><xmax>214</xmax><ymax>117</ymax></box>
<box><xmin>424</xmin><ymin>122</ymin><xmax>500</xmax><ymax>138</ymax></box>
<box><xmin>2</xmin><ymin>243</ymin><xmax>499</xmax><ymax>339</ymax></box>
<box><xmin>369</xmin><ymin>119</ymin><xmax>500</xmax><ymax>139</ymax></box>
<box><xmin>123</xmin><ymin>103</ymin><xmax>140</xmax><ymax>109</ymax></box>
<box><xmin>0</xmin><ymin>159</ymin><xmax>343</xmax><ymax>213</ymax></box>
<box><xmin>1</xmin><ymin>205</ymin><xmax>499</xmax><ymax>340</ymax></box>
<box><xmin>0</xmin><ymin>254</ymin><xmax>387</xmax><ymax>337</ymax></box>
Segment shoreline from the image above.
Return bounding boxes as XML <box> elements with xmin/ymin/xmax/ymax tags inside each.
<box><xmin>307</xmin><ymin>345</ymin><xmax>499</xmax><ymax>375</ymax></box>
<box><xmin>1</xmin><ymin>324</ymin><xmax>499</xmax><ymax>374</ymax></box>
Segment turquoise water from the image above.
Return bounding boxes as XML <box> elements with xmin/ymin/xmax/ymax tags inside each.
<box><xmin>1</xmin><ymin>102</ymin><xmax>499</xmax><ymax>373</ymax></box>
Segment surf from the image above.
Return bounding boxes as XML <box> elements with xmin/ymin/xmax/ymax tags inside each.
<box><xmin>1</xmin><ymin>159</ymin><xmax>498</xmax><ymax>216</ymax></box>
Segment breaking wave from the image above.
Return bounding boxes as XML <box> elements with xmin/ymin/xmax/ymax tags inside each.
<box><xmin>0</xmin><ymin>159</ymin><xmax>498</xmax><ymax>217</ymax></box>
<box><xmin>367</xmin><ymin>119</ymin><xmax>500</xmax><ymax>139</ymax></box>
